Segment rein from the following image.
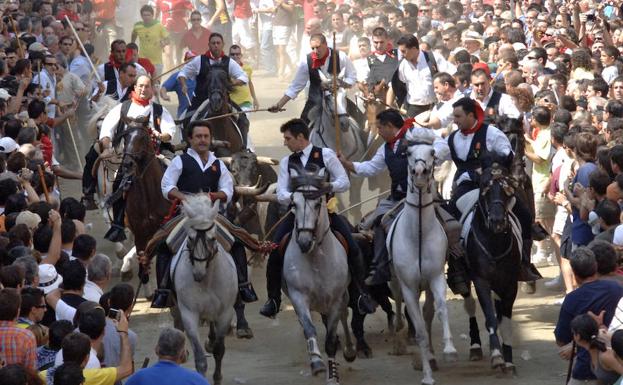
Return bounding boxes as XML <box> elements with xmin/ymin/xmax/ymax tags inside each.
<box><xmin>187</xmin><ymin>223</ymin><xmax>217</xmax><ymax>264</ymax></box>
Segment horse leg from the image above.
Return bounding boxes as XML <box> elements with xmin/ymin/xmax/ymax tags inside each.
<box><xmin>400</xmin><ymin>284</ymin><xmax>435</xmax><ymax>385</ymax></box>
<box><xmin>405</xmin><ymin>306</ymin><xmax>416</xmax><ymax>346</ymax></box>
<box><xmin>120</xmin><ymin>246</ymin><xmax>137</xmax><ymax>281</ymax></box>
<box><xmin>234</xmin><ymin>298</ymin><xmax>253</xmax><ymax>339</ymax></box>
<box><xmin>350</xmin><ymin>310</ymin><xmax>372</xmax><ymax>359</ymax></box>
<box><xmin>463</xmin><ymin>292</ymin><xmax>483</xmax><ymax>361</ymax></box>
<box><xmin>212</xmin><ymin>313</ymin><xmax>231</xmax><ymax>385</ymax></box>
<box><xmin>496</xmin><ymin>283</ymin><xmax>518</xmax><ymax>374</ymax></box>
<box><xmin>179</xmin><ymin>304</ymin><xmax>208</xmax><ymax>375</ymax></box>
<box><xmin>423</xmin><ymin>288</ymin><xmax>435</xmax><ymax>353</ymax></box>
<box><xmin>430</xmin><ymin>274</ymin><xmax>458</xmax><ymax>362</ymax></box>
<box><xmin>290</xmin><ymin>292</ymin><xmax>325</xmax><ymax>375</ymax></box>
<box><xmin>472</xmin><ymin>276</ymin><xmax>503</xmax><ymax>370</ymax></box>
<box><xmin>388</xmin><ymin>278</ymin><xmax>407</xmax><ymax>356</ymax></box>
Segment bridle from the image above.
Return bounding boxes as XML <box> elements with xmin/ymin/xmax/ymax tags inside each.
<box><xmin>118</xmin><ymin>120</ymin><xmax>159</xmax><ymax>180</ymax></box>
<box><xmin>186</xmin><ymin>223</ymin><xmax>218</xmax><ymax>265</ymax></box>
<box><xmin>293</xmin><ymin>187</ymin><xmax>331</xmax><ymax>247</ymax></box>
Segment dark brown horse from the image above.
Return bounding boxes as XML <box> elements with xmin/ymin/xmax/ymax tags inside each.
<box><xmin>118</xmin><ymin>116</ymin><xmax>170</xmax><ymax>255</ymax></box>
<box><xmin>190</xmin><ymin>67</ymin><xmax>246</xmax><ymax>157</ymax></box>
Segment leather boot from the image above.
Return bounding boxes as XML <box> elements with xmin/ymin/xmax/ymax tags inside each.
<box><xmin>151</xmin><ymin>242</ymin><xmax>175</xmax><ymax>308</ymax></box>
<box><xmin>104</xmin><ymin>201</ymin><xmax>127</xmax><ymax>242</ymax></box>
<box><xmin>81</xmin><ymin>194</ymin><xmax>98</xmax><ymax>210</ymax></box>
<box><xmin>347</xmin><ymin>246</ymin><xmax>377</xmax><ymax>315</ymax></box>
<box><xmin>231</xmin><ymin>243</ymin><xmax>258</xmax><ymax>303</ymax></box>
<box><xmin>364</xmin><ymin>225</ymin><xmax>392</xmax><ymax>286</ymax></box>
<box><xmin>518</xmin><ymin>239</ymin><xmax>542</xmax><ymax>282</ymax></box>
<box><xmin>259</xmin><ymin>248</ymin><xmax>283</xmax><ymax>318</ymax></box>
<box><xmin>446</xmin><ymin>244</ymin><xmax>470</xmax><ymax>296</ymax></box>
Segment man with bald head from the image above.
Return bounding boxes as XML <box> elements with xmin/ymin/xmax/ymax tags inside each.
<box><xmin>96</xmin><ymin>75</ymin><xmax>177</xmax><ymax>242</ymax></box>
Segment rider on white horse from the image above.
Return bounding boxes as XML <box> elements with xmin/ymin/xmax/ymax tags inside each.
<box><xmin>267</xmin><ymin>33</ymin><xmax>357</xmax><ymax>128</ymax></box>
<box><xmin>259</xmin><ymin>118</ymin><xmax>376</xmax><ymax>318</ymax></box>
<box><xmin>442</xmin><ymin>97</ymin><xmax>541</xmax><ymax>284</ymax></box>
<box><xmin>96</xmin><ymin>75</ymin><xmax>177</xmax><ymax>243</ymax></box>
<box><xmin>150</xmin><ymin>120</ymin><xmax>258</xmax><ymax>308</ymax></box>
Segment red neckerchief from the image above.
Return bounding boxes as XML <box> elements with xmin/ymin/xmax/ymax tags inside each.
<box><xmin>108</xmin><ymin>54</ymin><xmax>123</xmax><ymax>69</ymax></box>
<box><xmin>131</xmin><ymin>91</ymin><xmax>150</xmax><ymax>107</ymax></box>
<box><xmin>374</xmin><ymin>42</ymin><xmax>395</xmax><ymax>58</ymax></box>
<box><xmin>206</xmin><ymin>50</ymin><xmax>225</xmax><ymax>60</ymax></box>
<box><xmin>460</xmin><ymin>103</ymin><xmax>485</xmax><ymax>135</ymax></box>
<box><xmin>311</xmin><ymin>49</ymin><xmax>330</xmax><ymax>69</ymax></box>
<box><xmin>532</xmin><ymin>126</ymin><xmax>540</xmax><ymax>141</ymax></box>
<box><xmin>389</xmin><ymin>117</ymin><xmax>415</xmax><ymax>147</ymax></box>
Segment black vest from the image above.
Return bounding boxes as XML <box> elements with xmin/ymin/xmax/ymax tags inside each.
<box><xmin>384</xmin><ymin>142</ymin><xmax>409</xmax><ymax>201</ymax></box>
<box><xmin>104</xmin><ymin>63</ymin><xmax>119</xmax><ymax>99</ymax></box>
<box><xmin>177</xmin><ymin>153</ymin><xmax>221</xmax><ymax>194</ymax></box>
<box><xmin>193</xmin><ymin>55</ymin><xmax>231</xmax><ymax>108</ymax></box>
<box><xmin>367</xmin><ymin>50</ymin><xmax>400</xmax><ymax>90</ymax></box>
<box><xmin>288</xmin><ymin>146</ymin><xmax>325</xmax><ymax>173</ymax></box>
<box><xmin>112</xmin><ymin>100</ymin><xmax>164</xmax><ymax>148</ymax></box>
<box><xmin>306</xmin><ymin>50</ymin><xmax>340</xmax><ymax>106</ymax></box>
<box><xmin>448</xmin><ymin>124</ymin><xmax>489</xmax><ymax>183</ymax></box>
<box><xmin>483</xmin><ymin>91</ymin><xmax>503</xmax><ymax>126</ymax></box>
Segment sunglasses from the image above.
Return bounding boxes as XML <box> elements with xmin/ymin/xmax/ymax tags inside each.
<box><xmin>191</xmin><ymin>18</ymin><xmax>202</xmax><ymax>21</ymax></box>
<box><xmin>35</xmin><ymin>304</ymin><xmax>47</xmax><ymax>309</ymax></box>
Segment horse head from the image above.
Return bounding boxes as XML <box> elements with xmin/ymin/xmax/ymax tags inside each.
<box><xmin>478</xmin><ymin>154</ymin><xmax>517</xmax><ymax>234</ymax></box>
<box><xmin>402</xmin><ymin>128</ymin><xmax>436</xmax><ymax>191</ymax></box>
<box><xmin>496</xmin><ymin>115</ymin><xmax>525</xmax><ymax>153</ymax></box>
<box><xmin>289</xmin><ymin>165</ymin><xmax>331</xmax><ymax>253</ymax></box>
<box><xmin>206</xmin><ymin>67</ymin><xmax>232</xmax><ymax>115</ymax></box>
<box><xmin>182</xmin><ymin>194</ymin><xmax>220</xmax><ymax>282</ymax></box>
<box><xmin>118</xmin><ymin>115</ymin><xmax>154</xmax><ymax>170</ymax></box>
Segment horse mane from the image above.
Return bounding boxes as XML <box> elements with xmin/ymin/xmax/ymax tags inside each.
<box><xmin>209</xmin><ymin>67</ymin><xmax>233</xmax><ymax>93</ymax></box>
<box><xmin>496</xmin><ymin>116</ymin><xmax>523</xmax><ymax>135</ymax></box>
<box><xmin>182</xmin><ymin>194</ymin><xmax>218</xmax><ymax>227</ymax></box>
<box><xmin>405</xmin><ymin>126</ymin><xmax>437</xmax><ymax>145</ymax></box>
<box><xmin>86</xmin><ymin>96</ymin><xmax>120</xmax><ymax>139</ymax></box>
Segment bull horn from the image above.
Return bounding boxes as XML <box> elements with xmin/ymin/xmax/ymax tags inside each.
<box><xmin>234</xmin><ymin>175</ymin><xmax>268</xmax><ymax>196</ymax></box>
<box><xmin>256</xmin><ymin>156</ymin><xmax>280</xmax><ymax>165</ymax></box>
<box><xmin>254</xmin><ymin>193</ymin><xmax>278</xmax><ymax>202</ymax></box>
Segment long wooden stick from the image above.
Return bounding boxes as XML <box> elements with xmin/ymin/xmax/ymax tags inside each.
<box><xmin>338</xmin><ymin>190</ymin><xmax>390</xmax><ymax>215</ymax></box>
<box><xmin>64</xmin><ymin>16</ymin><xmax>101</xmax><ymax>82</ymax></box>
<box><xmin>198</xmin><ymin>108</ymin><xmax>285</xmax><ymax>122</ymax></box>
<box><xmin>153</xmin><ymin>57</ymin><xmax>193</xmax><ymax>82</ymax></box>
<box><xmin>332</xmin><ymin>32</ymin><xmax>341</xmax><ymax>153</ymax></box>
<box><xmin>37</xmin><ymin>165</ymin><xmax>50</xmax><ymax>203</ymax></box>
<box><xmin>8</xmin><ymin>16</ymin><xmax>24</xmax><ymax>58</ymax></box>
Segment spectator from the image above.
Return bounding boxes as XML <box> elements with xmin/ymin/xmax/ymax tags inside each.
<box><xmin>53</xmin><ymin>363</ymin><xmax>85</xmax><ymax>385</ymax></box>
<box><xmin>591</xmin><ymin>199</ymin><xmax>621</xmax><ymax>243</ymax></box>
<box><xmin>101</xmin><ymin>283</ymin><xmax>137</xmax><ymax>369</ymax></box>
<box><xmin>13</xmin><ymin>256</ymin><xmax>39</xmax><ymax>287</ymax></box>
<box><xmin>71</xmin><ymin>234</ymin><xmax>96</xmax><ymax>266</ymax></box>
<box><xmin>588</xmin><ymin>240</ymin><xmax>623</xmax><ymax>286</ymax></box>
<box><xmin>555</xmin><ymin>247</ymin><xmax>623</xmax><ymax>384</ymax></box>
<box><xmin>126</xmin><ymin>327</ymin><xmax>209</xmax><ymax>385</ymax></box>
<box><xmin>0</xmin><ymin>265</ymin><xmax>25</xmax><ymax>291</ymax></box>
<box><xmin>60</xmin><ymin>219</ymin><xmax>76</xmax><ymax>258</ymax></box>
<box><xmin>37</xmin><ymin>320</ymin><xmax>73</xmax><ymax>371</ymax></box>
<box><xmin>0</xmin><ymin>288</ymin><xmax>37</xmax><ymax>370</ymax></box>
<box><xmin>55</xmin><ymin>260</ymin><xmax>87</xmax><ymax>321</ymax></box>
<box><xmin>84</xmin><ymin>254</ymin><xmax>111</xmax><ymax>303</ymax></box>
<box><xmin>17</xmin><ymin>287</ymin><xmax>46</xmax><ymax>328</ymax></box>
<box><xmin>55</xmin><ymin>305</ymin><xmax>105</xmax><ymax>368</ymax></box>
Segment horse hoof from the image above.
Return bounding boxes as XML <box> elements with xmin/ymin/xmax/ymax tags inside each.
<box><xmin>421</xmin><ymin>379</ymin><xmax>435</xmax><ymax>385</ymax></box>
<box><xmin>502</xmin><ymin>363</ymin><xmax>517</xmax><ymax>376</ymax></box>
<box><xmin>121</xmin><ymin>270</ymin><xmax>133</xmax><ymax>282</ymax></box>
<box><xmin>343</xmin><ymin>347</ymin><xmax>357</xmax><ymax>362</ymax></box>
<box><xmin>491</xmin><ymin>354</ymin><xmax>504</xmax><ymax>369</ymax></box>
<box><xmin>443</xmin><ymin>351</ymin><xmax>458</xmax><ymax>363</ymax></box>
<box><xmin>213</xmin><ymin>373</ymin><xmax>222</xmax><ymax>385</ymax></box>
<box><xmin>520</xmin><ymin>281</ymin><xmax>536</xmax><ymax>295</ymax></box>
<box><xmin>469</xmin><ymin>346</ymin><xmax>483</xmax><ymax>361</ymax></box>
<box><xmin>357</xmin><ymin>341</ymin><xmax>373</xmax><ymax>359</ymax></box>
<box><xmin>311</xmin><ymin>359</ymin><xmax>326</xmax><ymax>376</ymax></box>
<box><xmin>236</xmin><ymin>327</ymin><xmax>254</xmax><ymax>339</ymax></box>
<box><xmin>429</xmin><ymin>359</ymin><xmax>439</xmax><ymax>372</ymax></box>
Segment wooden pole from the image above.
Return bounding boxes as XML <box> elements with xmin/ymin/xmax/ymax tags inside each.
<box><xmin>64</xmin><ymin>16</ymin><xmax>101</xmax><ymax>82</ymax></box>
<box><xmin>8</xmin><ymin>16</ymin><xmax>24</xmax><ymax>58</ymax></box>
<box><xmin>332</xmin><ymin>32</ymin><xmax>341</xmax><ymax>153</ymax></box>
<box><xmin>198</xmin><ymin>107</ymin><xmax>285</xmax><ymax>122</ymax></box>
<box><xmin>37</xmin><ymin>165</ymin><xmax>50</xmax><ymax>203</ymax></box>
<box><xmin>153</xmin><ymin>56</ymin><xmax>193</xmax><ymax>82</ymax></box>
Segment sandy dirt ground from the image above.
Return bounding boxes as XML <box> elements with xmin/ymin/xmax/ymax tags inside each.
<box><xmin>61</xmin><ymin>72</ymin><xmax>569</xmax><ymax>385</ymax></box>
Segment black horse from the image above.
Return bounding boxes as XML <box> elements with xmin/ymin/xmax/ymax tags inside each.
<box><xmin>464</xmin><ymin>155</ymin><xmax>521</xmax><ymax>374</ymax></box>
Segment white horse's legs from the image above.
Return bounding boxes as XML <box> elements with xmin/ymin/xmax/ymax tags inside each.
<box><xmin>400</xmin><ymin>283</ymin><xmax>435</xmax><ymax>385</ymax></box>
<box><xmin>430</xmin><ymin>274</ymin><xmax>457</xmax><ymax>361</ymax></box>
<box><xmin>179</xmin><ymin>303</ymin><xmax>208</xmax><ymax>375</ymax></box>
<box><xmin>389</xmin><ymin>277</ymin><xmax>407</xmax><ymax>356</ymax></box>
<box><xmin>289</xmin><ymin>292</ymin><xmax>324</xmax><ymax>375</ymax></box>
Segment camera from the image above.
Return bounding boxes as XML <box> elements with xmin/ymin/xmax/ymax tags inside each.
<box><xmin>586</xmin><ymin>13</ymin><xmax>596</xmax><ymax>21</ymax></box>
<box><xmin>108</xmin><ymin>308</ymin><xmax>121</xmax><ymax>321</ymax></box>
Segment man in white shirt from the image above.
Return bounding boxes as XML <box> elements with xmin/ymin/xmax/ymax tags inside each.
<box><xmin>259</xmin><ymin>118</ymin><xmax>376</xmax><ymax>318</ymax></box>
<box><xmin>98</xmin><ymin>75</ymin><xmax>177</xmax><ymax>243</ymax></box>
<box><xmin>268</xmin><ymin>33</ymin><xmax>357</xmax><ymax>128</ymax></box>
<box><xmin>97</xmin><ymin>40</ymin><xmax>147</xmax><ymax>101</ymax></box>
<box><xmin>418</xmin><ymin>72</ymin><xmax>464</xmax><ymax>135</ymax></box>
<box><xmin>470</xmin><ymin>67</ymin><xmax>520</xmax><ymax>125</ymax></box>
<box><xmin>33</xmin><ymin>55</ymin><xmax>58</xmax><ymax>119</ymax></box>
<box><xmin>83</xmin><ymin>254</ymin><xmax>112</xmax><ymax>303</ymax></box>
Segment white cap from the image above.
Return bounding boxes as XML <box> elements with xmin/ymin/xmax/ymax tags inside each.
<box><xmin>0</xmin><ymin>137</ymin><xmax>18</xmax><ymax>154</ymax></box>
<box><xmin>614</xmin><ymin>225</ymin><xmax>623</xmax><ymax>246</ymax></box>
<box><xmin>38</xmin><ymin>264</ymin><xmax>63</xmax><ymax>294</ymax></box>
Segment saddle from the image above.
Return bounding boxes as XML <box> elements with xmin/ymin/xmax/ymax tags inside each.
<box><xmin>278</xmin><ymin>230</ymin><xmax>349</xmax><ymax>257</ymax></box>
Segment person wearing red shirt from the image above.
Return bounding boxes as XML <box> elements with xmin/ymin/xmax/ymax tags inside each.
<box><xmin>232</xmin><ymin>0</ymin><xmax>257</xmax><ymax>65</ymax></box>
<box><xmin>181</xmin><ymin>11</ymin><xmax>211</xmax><ymax>55</ymax></box>
<box><xmin>56</xmin><ymin>0</ymin><xmax>80</xmax><ymax>22</ymax></box>
<box><xmin>92</xmin><ymin>0</ymin><xmax>120</xmax><ymax>59</ymax></box>
<box><xmin>156</xmin><ymin>0</ymin><xmax>193</xmax><ymax>67</ymax></box>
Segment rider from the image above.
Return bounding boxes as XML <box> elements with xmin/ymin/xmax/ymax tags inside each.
<box><xmin>362</xmin><ymin>27</ymin><xmax>400</xmax><ymax>99</ymax></box>
<box><xmin>98</xmin><ymin>75</ymin><xmax>177</xmax><ymax>243</ymax></box>
<box><xmin>267</xmin><ymin>33</ymin><xmax>357</xmax><ymax>128</ymax></box>
<box><xmin>81</xmin><ymin>63</ymin><xmax>139</xmax><ymax>210</ymax></box>
<box><xmin>97</xmin><ymin>39</ymin><xmax>147</xmax><ymax>100</ymax></box>
<box><xmin>469</xmin><ymin>67</ymin><xmax>521</xmax><ymax>125</ymax></box>
<box><xmin>177</xmin><ymin>32</ymin><xmax>248</xmax><ymax>114</ymax></box>
<box><xmin>338</xmin><ymin>109</ymin><xmax>454</xmax><ymax>286</ymax></box>
<box><xmin>150</xmin><ymin>120</ymin><xmax>258</xmax><ymax>307</ymax></box>
<box><xmin>259</xmin><ymin>118</ymin><xmax>377</xmax><ymax>318</ymax></box>
<box><xmin>441</xmin><ymin>97</ymin><xmax>541</xmax><ymax>283</ymax></box>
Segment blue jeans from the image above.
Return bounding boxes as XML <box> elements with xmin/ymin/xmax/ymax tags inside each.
<box><xmin>259</xmin><ymin>29</ymin><xmax>276</xmax><ymax>73</ymax></box>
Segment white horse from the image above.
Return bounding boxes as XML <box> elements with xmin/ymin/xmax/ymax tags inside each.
<box><xmin>284</xmin><ymin>167</ymin><xmax>356</xmax><ymax>385</ymax></box>
<box><xmin>387</xmin><ymin>128</ymin><xmax>457</xmax><ymax>385</ymax></box>
<box><xmin>173</xmin><ymin>195</ymin><xmax>238</xmax><ymax>384</ymax></box>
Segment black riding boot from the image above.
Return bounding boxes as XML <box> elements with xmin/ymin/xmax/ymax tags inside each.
<box><xmin>365</xmin><ymin>224</ymin><xmax>392</xmax><ymax>286</ymax></box>
<box><xmin>151</xmin><ymin>241</ymin><xmax>175</xmax><ymax>308</ymax></box>
<box><xmin>518</xmin><ymin>238</ymin><xmax>542</xmax><ymax>282</ymax></box>
<box><xmin>446</xmin><ymin>244</ymin><xmax>471</xmax><ymax>296</ymax></box>
<box><xmin>230</xmin><ymin>242</ymin><xmax>258</xmax><ymax>303</ymax></box>
<box><xmin>81</xmin><ymin>146</ymin><xmax>99</xmax><ymax>210</ymax></box>
<box><xmin>104</xmin><ymin>198</ymin><xmax>127</xmax><ymax>242</ymax></box>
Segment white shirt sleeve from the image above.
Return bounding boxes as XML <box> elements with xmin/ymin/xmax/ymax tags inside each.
<box><xmin>486</xmin><ymin>125</ymin><xmax>513</xmax><ymax>156</ymax></box>
<box><xmin>97</xmin><ymin>63</ymin><xmax>105</xmax><ymax>83</ymax></box>
<box><xmin>434</xmin><ymin>52</ymin><xmax>457</xmax><ymax>75</ymax></box>
<box><xmin>276</xmin><ymin>156</ymin><xmax>293</xmax><ymax>206</ymax></box>
<box><xmin>340</xmin><ymin>51</ymin><xmax>357</xmax><ymax>86</ymax></box>
<box><xmin>285</xmin><ymin>60</ymin><xmax>310</xmax><ymax>100</ymax></box>
<box><xmin>161</xmin><ymin>155</ymin><xmax>183</xmax><ymax>199</ymax></box>
<box><xmin>218</xmin><ymin>160</ymin><xmax>234</xmax><ymax>204</ymax></box>
<box><xmin>178</xmin><ymin>56</ymin><xmax>201</xmax><ymax>80</ymax></box>
<box><xmin>99</xmin><ymin>103</ymin><xmax>123</xmax><ymax>140</ymax></box>
<box><xmin>353</xmin><ymin>145</ymin><xmax>387</xmax><ymax>177</ymax></box>
<box><xmin>54</xmin><ymin>299</ymin><xmax>77</xmax><ymax>321</ymax></box>
<box><xmin>433</xmin><ymin>136</ymin><xmax>451</xmax><ymax>162</ymax></box>
<box><xmin>609</xmin><ymin>297</ymin><xmax>623</xmax><ymax>332</ymax></box>
<box><xmin>323</xmin><ymin>148</ymin><xmax>350</xmax><ymax>193</ymax></box>
<box><xmin>228</xmin><ymin>59</ymin><xmax>249</xmax><ymax>84</ymax></box>
<box><xmin>499</xmin><ymin>93</ymin><xmax>521</xmax><ymax>119</ymax></box>
<box><xmin>158</xmin><ymin>105</ymin><xmax>177</xmax><ymax>139</ymax></box>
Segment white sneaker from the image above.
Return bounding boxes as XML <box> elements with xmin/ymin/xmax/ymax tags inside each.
<box><xmin>544</xmin><ymin>275</ymin><xmax>563</xmax><ymax>290</ymax></box>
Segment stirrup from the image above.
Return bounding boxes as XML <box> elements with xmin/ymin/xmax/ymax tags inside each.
<box><xmin>104</xmin><ymin>224</ymin><xmax>127</xmax><ymax>242</ymax></box>
<box><xmin>150</xmin><ymin>289</ymin><xmax>175</xmax><ymax>308</ymax></box>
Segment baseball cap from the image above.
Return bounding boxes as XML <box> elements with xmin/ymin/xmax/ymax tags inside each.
<box><xmin>0</xmin><ymin>137</ymin><xmax>19</xmax><ymax>154</ymax></box>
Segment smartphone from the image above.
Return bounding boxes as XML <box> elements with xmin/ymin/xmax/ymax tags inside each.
<box><xmin>108</xmin><ymin>308</ymin><xmax>121</xmax><ymax>321</ymax></box>
<box><xmin>587</xmin><ymin>14</ymin><xmax>596</xmax><ymax>21</ymax></box>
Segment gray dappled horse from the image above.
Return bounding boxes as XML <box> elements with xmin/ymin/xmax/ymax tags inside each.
<box><xmin>386</xmin><ymin>128</ymin><xmax>457</xmax><ymax>385</ymax></box>
<box><xmin>284</xmin><ymin>166</ymin><xmax>356</xmax><ymax>385</ymax></box>
<box><xmin>172</xmin><ymin>195</ymin><xmax>237</xmax><ymax>385</ymax></box>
